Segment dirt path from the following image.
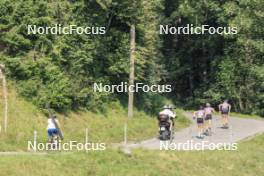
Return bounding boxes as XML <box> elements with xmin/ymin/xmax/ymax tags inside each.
<box><xmin>125</xmin><ymin>112</ymin><xmax>264</xmax><ymax>150</ymax></box>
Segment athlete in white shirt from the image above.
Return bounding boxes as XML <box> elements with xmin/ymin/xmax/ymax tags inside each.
<box><xmin>159</xmin><ymin>107</ymin><xmax>176</xmax><ymax>118</ymax></box>
<box><xmin>47</xmin><ymin>116</ymin><xmax>60</xmax><ymax>142</ymax></box>
<box><xmin>159</xmin><ymin>105</ymin><xmax>176</xmax><ymax>126</ymax></box>
<box><xmin>193</xmin><ymin>106</ymin><xmax>205</xmax><ymax>138</ymax></box>
<box><xmin>219</xmin><ymin>100</ymin><xmax>231</xmax><ymax>128</ymax></box>
<box><xmin>204</xmin><ymin>103</ymin><xmax>215</xmax><ymax>134</ymax></box>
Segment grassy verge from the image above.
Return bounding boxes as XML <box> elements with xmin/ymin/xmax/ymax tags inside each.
<box><xmin>230</xmin><ymin>112</ymin><xmax>263</xmax><ymax>119</ymax></box>
<box><xmin>0</xmin><ymin>85</ymin><xmax>189</xmax><ymax>151</ymax></box>
<box><xmin>0</xmin><ymin>133</ymin><xmax>263</xmax><ymax>176</ymax></box>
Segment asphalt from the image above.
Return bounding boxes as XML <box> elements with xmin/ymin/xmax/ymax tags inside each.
<box><xmin>125</xmin><ymin>112</ymin><xmax>264</xmax><ymax>150</ymax></box>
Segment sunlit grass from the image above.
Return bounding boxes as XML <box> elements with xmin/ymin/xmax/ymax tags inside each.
<box><xmin>230</xmin><ymin>112</ymin><xmax>263</xmax><ymax>119</ymax></box>
<box><xmin>0</xmin><ymin>84</ymin><xmax>189</xmax><ymax>151</ymax></box>
<box><xmin>0</xmin><ymin>134</ymin><xmax>263</xmax><ymax>176</ymax></box>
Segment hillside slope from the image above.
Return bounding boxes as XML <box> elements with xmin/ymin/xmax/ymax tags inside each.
<box><xmin>0</xmin><ymin>83</ymin><xmax>190</xmax><ymax>151</ymax></box>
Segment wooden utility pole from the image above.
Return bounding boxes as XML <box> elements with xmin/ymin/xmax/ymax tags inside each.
<box><xmin>128</xmin><ymin>24</ymin><xmax>135</xmax><ymax>118</ymax></box>
<box><xmin>124</xmin><ymin>24</ymin><xmax>135</xmax><ymax>145</ymax></box>
<box><xmin>0</xmin><ymin>64</ymin><xmax>7</xmax><ymax>133</ymax></box>
<box><xmin>3</xmin><ymin>74</ymin><xmax>7</xmax><ymax>133</ymax></box>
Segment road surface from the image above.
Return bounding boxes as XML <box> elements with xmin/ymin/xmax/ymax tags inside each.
<box><xmin>125</xmin><ymin>112</ymin><xmax>264</xmax><ymax>150</ymax></box>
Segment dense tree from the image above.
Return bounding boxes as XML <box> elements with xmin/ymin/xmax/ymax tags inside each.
<box><xmin>0</xmin><ymin>0</ymin><xmax>263</xmax><ymax>116</ymax></box>
<box><xmin>160</xmin><ymin>0</ymin><xmax>263</xmax><ymax>115</ymax></box>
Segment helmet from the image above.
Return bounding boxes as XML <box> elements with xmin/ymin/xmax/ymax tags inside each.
<box><xmin>162</xmin><ymin>105</ymin><xmax>169</xmax><ymax>109</ymax></box>
<box><xmin>163</xmin><ymin>104</ymin><xmax>173</xmax><ymax>109</ymax></box>
<box><xmin>206</xmin><ymin>103</ymin><xmax>211</xmax><ymax>107</ymax></box>
<box><xmin>168</xmin><ymin>105</ymin><xmax>173</xmax><ymax>109</ymax></box>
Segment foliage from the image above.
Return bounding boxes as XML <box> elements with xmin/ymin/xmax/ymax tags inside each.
<box><xmin>161</xmin><ymin>0</ymin><xmax>264</xmax><ymax>115</ymax></box>
<box><xmin>0</xmin><ymin>0</ymin><xmax>263</xmax><ymax>116</ymax></box>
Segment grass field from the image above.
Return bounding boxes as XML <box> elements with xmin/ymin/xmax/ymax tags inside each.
<box><xmin>0</xmin><ymin>133</ymin><xmax>263</xmax><ymax>176</ymax></box>
<box><xmin>0</xmin><ymin>84</ymin><xmax>263</xmax><ymax>176</ymax></box>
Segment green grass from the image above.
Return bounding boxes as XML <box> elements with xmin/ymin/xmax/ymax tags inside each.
<box><xmin>0</xmin><ymin>133</ymin><xmax>263</xmax><ymax>176</ymax></box>
<box><xmin>0</xmin><ymin>84</ymin><xmax>263</xmax><ymax>175</ymax></box>
<box><xmin>0</xmin><ymin>84</ymin><xmax>190</xmax><ymax>151</ymax></box>
<box><xmin>230</xmin><ymin>112</ymin><xmax>263</xmax><ymax>119</ymax></box>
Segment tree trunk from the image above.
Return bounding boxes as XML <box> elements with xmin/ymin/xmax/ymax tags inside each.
<box><xmin>128</xmin><ymin>24</ymin><xmax>135</xmax><ymax>118</ymax></box>
<box><xmin>237</xmin><ymin>94</ymin><xmax>244</xmax><ymax>112</ymax></box>
<box><xmin>188</xmin><ymin>72</ymin><xmax>194</xmax><ymax>97</ymax></box>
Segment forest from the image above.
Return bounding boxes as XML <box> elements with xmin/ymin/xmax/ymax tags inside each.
<box><xmin>0</xmin><ymin>0</ymin><xmax>263</xmax><ymax>116</ymax></box>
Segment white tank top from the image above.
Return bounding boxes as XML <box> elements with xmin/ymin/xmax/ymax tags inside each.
<box><xmin>159</xmin><ymin>109</ymin><xmax>176</xmax><ymax>118</ymax></box>
<box><xmin>197</xmin><ymin>110</ymin><xmax>204</xmax><ymax>118</ymax></box>
<box><xmin>204</xmin><ymin>107</ymin><xmax>213</xmax><ymax>114</ymax></box>
<box><xmin>222</xmin><ymin>103</ymin><xmax>229</xmax><ymax>109</ymax></box>
<box><xmin>47</xmin><ymin>118</ymin><xmax>56</xmax><ymax>129</ymax></box>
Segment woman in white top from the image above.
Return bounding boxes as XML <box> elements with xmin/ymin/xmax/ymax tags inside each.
<box><xmin>219</xmin><ymin>100</ymin><xmax>231</xmax><ymax>128</ymax></box>
<box><xmin>47</xmin><ymin>115</ymin><xmax>59</xmax><ymax>142</ymax></box>
<box><xmin>193</xmin><ymin>106</ymin><xmax>205</xmax><ymax>138</ymax></box>
<box><xmin>204</xmin><ymin>103</ymin><xmax>215</xmax><ymax>134</ymax></box>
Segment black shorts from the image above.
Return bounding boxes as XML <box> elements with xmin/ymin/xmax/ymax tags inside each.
<box><xmin>197</xmin><ymin>118</ymin><xmax>204</xmax><ymax>124</ymax></box>
<box><xmin>221</xmin><ymin>108</ymin><xmax>229</xmax><ymax>114</ymax></box>
<box><xmin>221</xmin><ymin>111</ymin><xmax>229</xmax><ymax>115</ymax></box>
<box><xmin>205</xmin><ymin>114</ymin><xmax>212</xmax><ymax>120</ymax></box>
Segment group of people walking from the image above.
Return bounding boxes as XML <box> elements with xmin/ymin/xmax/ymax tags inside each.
<box><xmin>193</xmin><ymin>100</ymin><xmax>231</xmax><ymax>138</ymax></box>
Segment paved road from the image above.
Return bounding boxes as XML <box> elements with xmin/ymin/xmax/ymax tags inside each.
<box><xmin>126</xmin><ymin>112</ymin><xmax>264</xmax><ymax>150</ymax></box>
